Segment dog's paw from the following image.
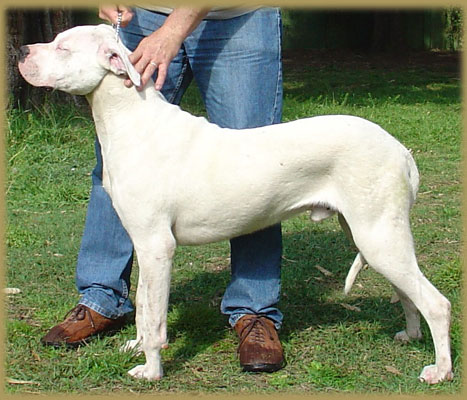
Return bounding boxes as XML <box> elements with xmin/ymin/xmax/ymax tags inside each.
<box><xmin>419</xmin><ymin>365</ymin><xmax>453</xmax><ymax>384</ymax></box>
<box><xmin>128</xmin><ymin>364</ymin><xmax>163</xmax><ymax>381</ymax></box>
<box><xmin>394</xmin><ymin>329</ymin><xmax>422</xmax><ymax>343</ymax></box>
<box><xmin>120</xmin><ymin>339</ymin><xmax>142</xmax><ymax>355</ymax></box>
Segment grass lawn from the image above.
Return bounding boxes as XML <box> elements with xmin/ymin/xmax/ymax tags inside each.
<box><xmin>4</xmin><ymin>50</ymin><xmax>462</xmax><ymax>394</ymax></box>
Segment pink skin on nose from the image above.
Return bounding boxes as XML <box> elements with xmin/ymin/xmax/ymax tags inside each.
<box><xmin>18</xmin><ymin>45</ymin><xmax>57</xmax><ymax>88</ymax></box>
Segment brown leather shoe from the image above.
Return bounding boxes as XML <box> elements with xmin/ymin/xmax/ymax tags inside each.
<box><xmin>41</xmin><ymin>304</ymin><xmax>128</xmax><ymax>347</ymax></box>
<box><xmin>234</xmin><ymin>314</ymin><xmax>284</xmax><ymax>372</ymax></box>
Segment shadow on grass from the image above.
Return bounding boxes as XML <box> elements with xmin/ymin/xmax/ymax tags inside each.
<box><xmin>160</xmin><ymin>225</ymin><xmax>424</xmax><ymax>374</ymax></box>
<box><xmin>283</xmin><ymin>67</ymin><xmax>460</xmax><ymax>107</ymax></box>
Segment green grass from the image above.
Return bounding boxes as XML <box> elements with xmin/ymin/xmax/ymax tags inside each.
<box><xmin>4</xmin><ymin>54</ymin><xmax>462</xmax><ymax>394</ymax></box>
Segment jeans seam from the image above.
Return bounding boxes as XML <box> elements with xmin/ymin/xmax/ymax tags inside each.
<box><xmin>271</xmin><ymin>8</ymin><xmax>283</xmax><ymax>126</ymax></box>
<box><xmin>119</xmin><ymin>280</ymin><xmax>129</xmax><ymax>306</ymax></box>
<box><xmin>167</xmin><ymin>52</ymin><xmax>190</xmax><ymax>104</ymax></box>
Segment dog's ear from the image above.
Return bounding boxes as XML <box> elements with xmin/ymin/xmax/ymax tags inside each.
<box><xmin>98</xmin><ymin>41</ymin><xmax>141</xmax><ymax>87</ymax></box>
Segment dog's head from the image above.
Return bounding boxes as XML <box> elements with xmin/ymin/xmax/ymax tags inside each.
<box><xmin>18</xmin><ymin>24</ymin><xmax>141</xmax><ymax>95</ymax></box>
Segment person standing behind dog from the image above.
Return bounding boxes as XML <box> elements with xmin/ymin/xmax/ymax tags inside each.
<box><xmin>42</xmin><ymin>5</ymin><xmax>285</xmax><ymax>373</ymax></box>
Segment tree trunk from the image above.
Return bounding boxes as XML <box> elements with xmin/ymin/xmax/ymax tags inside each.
<box><xmin>371</xmin><ymin>11</ymin><xmax>408</xmax><ymax>52</ymax></box>
<box><xmin>7</xmin><ymin>9</ymin><xmax>85</xmax><ymax>108</ymax></box>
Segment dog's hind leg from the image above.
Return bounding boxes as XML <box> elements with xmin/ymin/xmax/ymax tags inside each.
<box><xmin>127</xmin><ymin>229</ymin><xmax>176</xmax><ymax>381</ymax></box>
<box><xmin>392</xmin><ymin>286</ymin><xmax>423</xmax><ymax>342</ymax></box>
<box><xmin>338</xmin><ymin>214</ymin><xmax>367</xmax><ymax>294</ymax></box>
<box><xmin>338</xmin><ymin>213</ymin><xmax>354</xmax><ymax>246</ymax></box>
<box><xmin>350</xmin><ymin>218</ymin><xmax>452</xmax><ymax>384</ymax></box>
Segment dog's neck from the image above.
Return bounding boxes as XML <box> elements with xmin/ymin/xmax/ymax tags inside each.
<box><xmin>86</xmin><ymin>72</ymin><xmax>167</xmax><ymax>112</ymax></box>
<box><xmin>86</xmin><ymin>71</ymin><xmax>216</xmax><ymax>155</ymax></box>
<box><xmin>86</xmin><ymin>72</ymin><xmax>173</xmax><ymax>142</ymax></box>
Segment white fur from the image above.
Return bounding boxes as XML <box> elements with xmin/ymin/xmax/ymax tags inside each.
<box><xmin>18</xmin><ymin>25</ymin><xmax>453</xmax><ymax>384</ymax></box>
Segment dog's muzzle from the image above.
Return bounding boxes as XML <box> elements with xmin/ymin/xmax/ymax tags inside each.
<box><xmin>19</xmin><ymin>45</ymin><xmax>30</xmax><ymax>63</ymax></box>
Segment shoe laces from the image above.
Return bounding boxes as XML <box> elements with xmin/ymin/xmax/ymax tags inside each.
<box><xmin>237</xmin><ymin>315</ymin><xmax>275</xmax><ymax>352</ymax></box>
<box><xmin>64</xmin><ymin>305</ymin><xmax>96</xmax><ymax>329</ymax></box>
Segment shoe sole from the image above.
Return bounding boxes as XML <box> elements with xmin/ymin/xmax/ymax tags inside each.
<box><xmin>242</xmin><ymin>363</ymin><xmax>283</xmax><ymax>373</ymax></box>
<box><xmin>41</xmin><ymin>338</ymin><xmax>87</xmax><ymax>349</ymax></box>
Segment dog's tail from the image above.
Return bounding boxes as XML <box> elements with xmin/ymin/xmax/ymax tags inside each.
<box><xmin>344</xmin><ymin>252</ymin><xmax>367</xmax><ymax>295</ymax></box>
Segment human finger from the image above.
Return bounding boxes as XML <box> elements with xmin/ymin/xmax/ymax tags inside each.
<box><xmin>98</xmin><ymin>5</ymin><xmax>119</xmax><ymax>23</ymax></box>
<box><xmin>138</xmin><ymin>61</ymin><xmax>159</xmax><ymax>90</ymax></box>
<box><xmin>154</xmin><ymin>63</ymin><xmax>168</xmax><ymax>91</ymax></box>
<box><xmin>118</xmin><ymin>5</ymin><xmax>134</xmax><ymax>27</ymax></box>
<box><xmin>99</xmin><ymin>5</ymin><xmax>134</xmax><ymax>25</ymax></box>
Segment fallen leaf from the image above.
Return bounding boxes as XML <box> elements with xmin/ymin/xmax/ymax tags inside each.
<box><xmin>7</xmin><ymin>378</ymin><xmax>40</xmax><ymax>386</ymax></box>
<box><xmin>32</xmin><ymin>350</ymin><xmax>41</xmax><ymax>362</ymax></box>
<box><xmin>3</xmin><ymin>288</ymin><xmax>21</xmax><ymax>295</ymax></box>
<box><xmin>390</xmin><ymin>292</ymin><xmax>400</xmax><ymax>304</ymax></box>
<box><xmin>385</xmin><ymin>365</ymin><xmax>402</xmax><ymax>375</ymax></box>
<box><xmin>315</xmin><ymin>264</ymin><xmax>333</xmax><ymax>276</ymax></box>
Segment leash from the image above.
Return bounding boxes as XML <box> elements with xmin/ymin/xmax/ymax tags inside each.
<box><xmin>113</xmin><ymin>11</ymin><xmax>123</xmax><ymax>42</ymax></box>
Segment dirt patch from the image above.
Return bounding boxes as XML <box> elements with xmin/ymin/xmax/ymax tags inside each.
<box><xmin>283</xmin><ymin>49</ymin><xmax>461</xmax><ymax>74</ymax></box>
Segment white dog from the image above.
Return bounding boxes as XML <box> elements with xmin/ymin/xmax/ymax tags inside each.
<box><xmin>18</xmin><ymin>25</ymin><xmax>453</xmax><ymax>384</ymax></box>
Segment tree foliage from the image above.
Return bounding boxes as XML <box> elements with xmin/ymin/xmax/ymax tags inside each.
<box><xmin>443</xmin><ymin>8</ymin><xmax>463</xmax><ymax>50</ymax></box>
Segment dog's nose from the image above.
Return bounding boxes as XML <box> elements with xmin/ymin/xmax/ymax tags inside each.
<box><xmin>19</xmin><ymin>45</ymin><xmax>30</xmax><ymax>62</ymax></box>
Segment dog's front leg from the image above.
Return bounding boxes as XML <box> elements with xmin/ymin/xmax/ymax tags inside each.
<box><xmin>127</xmin><ymin>231</ymin><xmax>175</xmax><ymax>381</ymax></box>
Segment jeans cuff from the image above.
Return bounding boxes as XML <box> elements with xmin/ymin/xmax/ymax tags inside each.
<box><xmin>78</xmin><ymin>293</ymin><xmax>134</xmax><ymax>320</ymax></box>
<box><xmin>229</xmin><ymin>313</ymin><xmax>282</xmax><ymax>330</ymax></box>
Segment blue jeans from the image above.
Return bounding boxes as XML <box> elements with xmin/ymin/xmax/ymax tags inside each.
<box><xmin>76</xmin><ymin>7</ymin><xmax>284</xmax><ymax>328</ymax></box>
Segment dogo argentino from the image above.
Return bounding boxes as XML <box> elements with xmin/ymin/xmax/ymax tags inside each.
<box><xmin>18</xmin><ymin>25</ymin><xmax>452</xmax><ymax>384</ymax></box>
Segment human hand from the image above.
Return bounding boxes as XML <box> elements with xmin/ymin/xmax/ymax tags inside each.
<box><xmin>126</xmin><ymin>26</ymin><xmax>183</xmax><ymax>91</ymax></box>
<box><xmin>99</xmin><ymin>5</ymin><xmax>134</xmax><ymax>26</ymax></box>
<box><xmin>124</xmin><ymin>7</ymin><xmax>209</xmax><ymax>91</ymax></box>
